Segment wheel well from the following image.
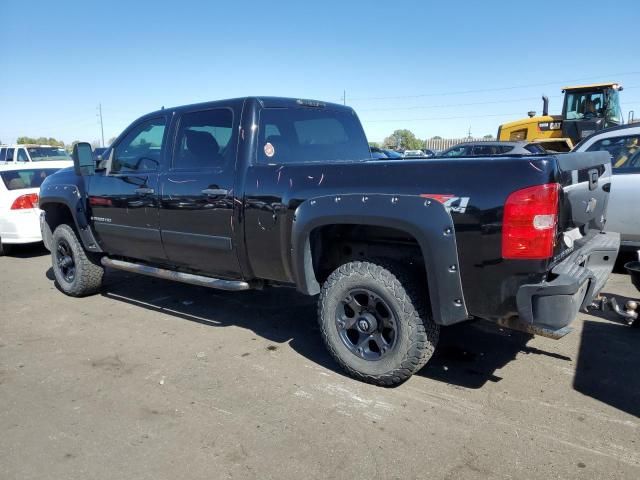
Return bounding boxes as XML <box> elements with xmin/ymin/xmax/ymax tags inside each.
<box><xmin>42</xmin><ymin>203</ymin><xmax>75</xmax><ymax>233</ymax></box>
<box><xmin>309</xmin><ymin>224</ymin><xmax>427</xmax><ymax>286</ymax></box>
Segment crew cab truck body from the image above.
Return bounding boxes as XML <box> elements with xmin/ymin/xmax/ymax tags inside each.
<box><xmin>39</xmin><ymin>97</ymin><xmax>619</xmax><ymax>385</ymax></box>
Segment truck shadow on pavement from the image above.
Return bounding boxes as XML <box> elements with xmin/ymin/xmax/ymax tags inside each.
<box><xmin>574</xmin><ymin>300</ymin><xmax>640</xmax><ymax>418</ymax></box>
<box><xmin>73</xmin><ymin>268</ymin><xmax>569</xmax><ymax>389</ymax></box>
<box><xmin>418</xmin><ymin>320</ymin><xmax>570</xmax><ymax>388</ymax></box>
<box><xmin>45</xmin><ymin>267</ymin><xmax>639</xmax><ymax>413</ymax></box>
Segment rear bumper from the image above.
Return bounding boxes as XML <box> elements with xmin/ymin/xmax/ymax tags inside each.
<box><xmin>1</xmin><ymin>209</ymin><xmax>42</xmax><ymax>244</ymax></box>
<box><xmin>515</xmin><ymin>231</ymin><xmax>620</xmax><ymax>332</ymax></box>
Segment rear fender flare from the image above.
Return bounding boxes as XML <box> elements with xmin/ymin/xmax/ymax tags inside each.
<box><xmin>291</xmin><ymin>193</ymin><xmax>468</xmax><ymax>326</ymax></box>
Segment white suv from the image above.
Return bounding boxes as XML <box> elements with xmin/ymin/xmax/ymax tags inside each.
<box><xmin>573</xmin><ymin>124</ymin><xmax>640</xmax><ymax>250</ymax></box>
<box><xmin>0</xmin><ymin>144</ymin><xmax>73</xmax><ymax>165</ymax></box>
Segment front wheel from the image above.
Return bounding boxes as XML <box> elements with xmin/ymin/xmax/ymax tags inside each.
<box><xmin>318</xmin><ymin>261</ymin><xmax>439</xmax><ymax>386</ymax></box>
<box><xmin>51</xmin><ymin>224</ymin><xmax>104</xmax><ymax>297</ymax></box>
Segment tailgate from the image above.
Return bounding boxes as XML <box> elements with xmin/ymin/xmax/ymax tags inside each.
<box><xmin>555</xmin><ymin>151</ymin><xmax>611</xmax><ymax>248</ymax></box>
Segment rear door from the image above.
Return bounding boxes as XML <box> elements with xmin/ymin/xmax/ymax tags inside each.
<box><xmin>158</xmin><ymin>105</ymin><xmax>241</xmax><ymax>279</ymax></box>
<box><xmin>88</xmin><ymin>116</ymin><xmax>168</xmax><ymax>262</ymax></box>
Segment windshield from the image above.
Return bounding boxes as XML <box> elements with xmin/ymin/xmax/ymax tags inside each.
<box><xmin>605</xmin><ymin>89</ymin><xmax>623</xmax><ymax>125</ymax></box>
<box><xmin>564</xmin><ymin>91</ymin><xmax>605</xmax><ymax>120</ymax></box>
<box><xmin>26</xmin><ymin>147</ymin><xmax>72</xmax><ymax>162</ymax></box>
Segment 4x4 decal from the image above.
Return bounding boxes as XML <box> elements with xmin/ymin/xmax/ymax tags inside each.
<box><xmin>420</xmin><ymin>194</ymin><xmax>470</xmax><ymax>213</ymax></box>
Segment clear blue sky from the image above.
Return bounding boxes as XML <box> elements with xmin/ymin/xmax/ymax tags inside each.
<box><xmin>1</xmin><ymin>0</ymin><xmax>639</xmax><ymax>145</ymax></box>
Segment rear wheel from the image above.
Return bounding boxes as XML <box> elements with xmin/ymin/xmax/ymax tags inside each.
<box><xmin>318</xmin><ymin>261</ymin><xmax>439</xmax><ymax>386</ymax></box>
<box><xmin>51</xmin><ymin>224</ymin><xmax>103</xmax><ymax>296</ymax></box>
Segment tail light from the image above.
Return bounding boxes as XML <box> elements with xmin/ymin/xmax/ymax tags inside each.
<box><xmin>11</xmin><ymin>193</ymin><xmax>39</xmax><ymax>210</ymax></box>
<box><xmin>502</xmin><ymin>183</ymin><xmax>559</xmax><ymax>259</ymax></box>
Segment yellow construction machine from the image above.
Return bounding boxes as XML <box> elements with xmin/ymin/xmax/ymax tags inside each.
<box><xmin>498</xmin><ymin>83</ymin><xmax>623</xmax><ymax>151</ymax></box>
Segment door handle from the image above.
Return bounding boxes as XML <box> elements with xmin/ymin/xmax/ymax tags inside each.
<box><xmin>135</xmin><ymin>187</ymin><xmax>155</xmax><ymax>195</ymax></box>
<box><xmin>201</xmin><ymin>188</ymin><xmax>229</xmax><ymax>197</ymax></box>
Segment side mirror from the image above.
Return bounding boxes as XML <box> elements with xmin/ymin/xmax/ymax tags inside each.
<box><xmin>72</xmin><ymin>142</ymin><xmax>95</xmax><ymax>176</ymax></box>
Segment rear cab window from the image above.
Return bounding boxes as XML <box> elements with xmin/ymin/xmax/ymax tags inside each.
<box><xmin>586</xmin><ymin>134</ymin><xmax>640</xmax><ymax>174</ymax></box>
<box><xmin>0</xmin><ymin>168</ymin><xmax>59</xmax><ymax>190</ymax></box>
<box><xmin>258</xmin><ymin>107</ymin><xmax>370</xmax><ymax>164</ymax></box>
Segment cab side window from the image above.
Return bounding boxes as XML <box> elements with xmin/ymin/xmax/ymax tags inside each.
<box><xmin>0</xmin><ymin>148</ymin><xmax>6</xmax><ymax>161</ymax></box>
<box><xmin>17</xmin><ymin>149</ymin><xmax>29</xmax><ymax>162</ymax></box>
<box><xmin>173</xmin><ymin>109</ymin><xmax>234</xmax><ymax>170</ymax></box>
<box><xmin>6</xmin><ymin>148</ymin><xmax>15</xmax><ymax>162</ymax></box>
<box><xmin>111</xmin><ymin>117</ymin><xmax>166</xmax><ymax>173</ymax></box>
<box><xmin>586</xmin><ymin>135</ymin><xmax>640</xmax><ymax>174</ymax></box>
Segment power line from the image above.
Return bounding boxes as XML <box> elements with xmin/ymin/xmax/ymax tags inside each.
<box><xmin>361</xmin><ymin>112</ymin><xmax>542</xmax><ymax>123</ymax></box>
<box><xmin>348</xmin><ymin>71</ymin><xmax>640</xmax><ymax>102</ymax></box>
<box><xmin>358</xmin><ymin>95</ymin><xmax>563</xmax><ymax>112</ymax></box>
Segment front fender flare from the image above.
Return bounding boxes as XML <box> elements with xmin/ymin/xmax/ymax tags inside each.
<box><xmin>39</xmin><ymin>183</ymin><xmax>102</xmax><ymax>252</ymax></box>
<box><xmin>291</xmin><ymin>193</ymin><xmax>468</xmax><ymax>326</ymax></box>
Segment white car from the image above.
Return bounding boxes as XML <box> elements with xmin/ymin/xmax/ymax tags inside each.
<box><xmin>403</xmin><ymin>149</ymin><xmax>426</xmax><ymax>157</ymax></box>
<box><xmin>0</xmin><ymin>161</ymin><xmax>71</xmax><ymax>255</ymax></box>
<box><xmin>0</xmin><ymin>144</ymin><xmax>73</xmax><ymax>165</ymax></box>
<box><xmin>573</xmin><ymin>124</ymin><xmax>640</xmax><ymax>250</ymax></box>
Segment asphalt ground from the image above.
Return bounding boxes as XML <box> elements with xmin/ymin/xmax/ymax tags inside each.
<box><xmin>1</xmin><ymin>244</ymin><xmax>639</xmax><ymax>479</ymax></box>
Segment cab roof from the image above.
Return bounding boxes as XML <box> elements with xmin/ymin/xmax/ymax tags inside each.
<box><xmin>562</xmin><ymin>83</ymin><xmax>622</xmax><ymax>92</ymax></box>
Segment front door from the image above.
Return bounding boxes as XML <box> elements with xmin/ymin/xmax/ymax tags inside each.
<box><xmin>88</xmin><ymin>116</ymin><xmax>168</xmax><ymax>262</ymax></box>
<box><xmin>158</xmin><ymin>106</ymin><xmax>241</xmax><ymax>279</ymax></box>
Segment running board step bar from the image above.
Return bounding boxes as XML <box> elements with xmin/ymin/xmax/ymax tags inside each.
<box><xmin>101</xmin><ymin>257</ymin><xmax>251</xmax><ymax>291</ymax></box>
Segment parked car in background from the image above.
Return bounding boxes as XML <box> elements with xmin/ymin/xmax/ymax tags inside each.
<box><xmin>0</xmin><ymin>161</ymin><xmax>71</xmax><ymax>255</ymax></box>
<box><xmin>0</xmin><ymin>145</ymin><xmax>73</xmax><ymax>165</ymax></box>
<box><xmin>437</xmin><ymin>141</ymin><xmax>547</xmax><ymax>158</ymax></box>
<box><xmin>370</xmin><ymin>147</ymin><xmax>403</xmax><ymax>159</ymax></box>
<box><xmin>403</xmin><ymin>149</ymin><xmax>427</xmax><ymax>158</ymax></box>
<box><xmin>93</xmin><ymin>147</ymin><xmax>108</xmax><ymax>161</ymax></box>
<box><xmin>422</xmin><ymin>148</ymin><xmax>436</xmax><ymax>157</ymax></box>
<box><xmin>573</xmin><ymin>123</ymin><xmax>640</xmax><ymax>251</ymax></box>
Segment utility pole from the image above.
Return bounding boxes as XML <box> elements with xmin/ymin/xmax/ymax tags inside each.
<box><xmin>342</xmin><ymin>90</ymin><xmax>346</xmax><ymax>106</ymax></box>
<box><xmin>97</xmin><ymin>103</ymin><xmax>105</xmax><ymax>147</ymax></box>
<box><xmin>467</xmin><ymin>126</ymin><xmax>472</xmax><ymax>139</ymax></box>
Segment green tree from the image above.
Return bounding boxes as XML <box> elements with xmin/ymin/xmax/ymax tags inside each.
<box><xmin>431</xmin><ymin>135</ymin><xmax>443</xmax><ymax>140</ymax></box>
<box><xmin>383</xmin><ymin>129</ymin><xmax>423</xmax><ymax>150</ymax></box>
<box><xmin>368</xmin><ymin>141</ymin><xmax>380</xmax><ymax>148</ymax></box>
<box><xmin>483</xmin><ymin>134</ymin><xmax>495</xmax><ymax>140</ymax></box>
<box><xmin>17</xmin><ymin>136</ymin><xmax>65</xmax><ymax>147</ymax></box>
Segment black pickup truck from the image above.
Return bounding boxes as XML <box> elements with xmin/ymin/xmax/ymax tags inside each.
<box><xmin>39</xmin><ymin>97</ymin><xmax>619</xmax><ymax>385</ymax></box>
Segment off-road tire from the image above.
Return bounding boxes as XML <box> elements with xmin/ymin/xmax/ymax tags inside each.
<box><xmin>51</xmin><ymin>224</ymin><xmax>103</xmax><ymax>297</ymax></box>
<box><xmin>318</xmin><ymin>260</ymin><xmax>439</xmax><ymax>386</ymax></box>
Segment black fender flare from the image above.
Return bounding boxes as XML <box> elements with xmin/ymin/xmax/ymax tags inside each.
<box><xmin>39</xmin><ymin>182</ymin><xmax>102</xmax><ymax>253</ymax></box>
<box><xmin>291</xmin><ymin>193</ymin><xmax>468</xmax><ymax>326</ymax></box>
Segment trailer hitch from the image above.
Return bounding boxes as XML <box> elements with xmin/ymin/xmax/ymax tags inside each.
<box><xmin>592</xmin><ymin>296</ymin><xmax>638</xmax><ymax>326</ymax></box>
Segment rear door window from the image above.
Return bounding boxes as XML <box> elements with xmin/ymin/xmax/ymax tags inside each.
<box><xmin>17</xmin><ymin>149</ymin><xmax>29</xmax><ymax>162</ymax></box>
<box><xmin>586</xmin><ymin>135</ymin><xmax>640</xmax><ymax>174</ymax></box>
<box><xmin>173</xmin><ymin>108</ymin><xmax>234</xmax><ymax>169</ymax></box>
<box><xmin>0</xmin><ymin>168</ymin><xmax>59</xmax><ymax>190</ymax></box>
<box><xmin>258</xmin><ymin>107</ymin><xmax>370</xmax><ymax>164</ymax></box>
<box><xmin>6</xmin><ymin>148</ymin><xmax>15</xmax><ymax>162</ymax></box>
<box><xmin>0</xmin><ymin>148</ymin><xmax>6</xmax><ymax>161</ymax></box>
